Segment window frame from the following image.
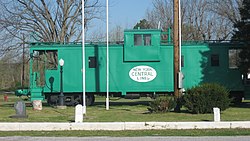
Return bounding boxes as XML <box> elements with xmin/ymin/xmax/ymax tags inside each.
<box><xmin>134</xmin><ymin>34</ymin><xmax>152</xmax><ymax>46</ymax></box>
<box><xmin>181</xmin><ymin>55</ymin><xmax>184</xmax><ymax>67</ymax></box>
<box><xmin>88</xmin><ymin>56</ymin><xmax>97</xmax><ymax>68</ymax></box>
<box><xmin>211</xmin><ymin>54</ymin><xmax>220</xmax><ymax>67</ymax></box>
<box><xmin>143</xmin><ymin>34</ymin><xmax>151</xmax><ymax>46</ymax></box>
<box><xmin>134</xmin><ymin>34</ymin><xmax>142</xmax><ymax>46</ymax></box>
<box><xmin>228</xmin><ymin>49</ymin><xmax>241</xmax><ymax>69</ymax></box>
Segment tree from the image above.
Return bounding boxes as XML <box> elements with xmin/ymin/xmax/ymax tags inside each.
<box><xmin>146</xmin><ymin>0</ymin><xmax>243</xmax><ymax>41</ymax></box>
<box><xmin>0</xmin><ymin>0</ymin><xmax>102</xmax><ymax>43</ymax></box>
<box><xmin>0</xmin><ymin>51</ymin><xmax>28</xmax><ymax>90</ymax></box>
<box><xmin>232</xmin><ymin>0</ymin><xmax>250</xmax><ymax>74</ymax></box>
<box><xmin>146</xmin><ymin>0</ymin><xmax>173</xmax><ymax>31</ymax></box>
<box><xmin>208</xmin><ymin>0</ymin><xmax>243</xmax><ymax>40</ymax></box>
<box><xmin>110</xmin><ymin>25</ymin><xmax>124</xmax><ymax>42</ymax></box>
<box><xmin>0</xmin><ymin>0</ymin><xmax>102</xmax><ymax>90</ymax></box>
<box><xmin>133</xmin><ymin>19</ymin><xmax>152</xmax><ymax>29</ymax></box>
<box><xmin>208</xmin><ymin>0</ymin><xmax>242</xmax><ymax>25</ymax></box>
<box><xmin>0</xmin><ymin>0</ymin><xmax>102</xmax><ymax>57</ymax></box>
<box><xmin>232</xmin><ymin>0</ymin><xmax>250</xmax><ymax>41</ymax></box>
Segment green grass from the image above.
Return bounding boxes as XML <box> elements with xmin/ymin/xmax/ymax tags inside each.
<box><xmin>1</xmin><ymin>94</ymin><xmax>250</xmax><ymax>137</ymax></box>
<box><xmin>1</xmin><ymin>94</ymin><xmax>250</xmax><ymax>122</ymax></box>
<box><xmin>1</xmin><ymin>129</ymin><xmax>250</xmax><ymax>137</ymax></box>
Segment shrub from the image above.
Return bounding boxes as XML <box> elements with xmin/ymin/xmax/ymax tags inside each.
<box><xmin>183</xmin><ymin>83</ymin><xmax>231</xmax><ymax>114</ymax></box>
<box><xmin>148</xmin><ymin>96</ymin><xmax>176</xmax><ymax>113</ymax></box>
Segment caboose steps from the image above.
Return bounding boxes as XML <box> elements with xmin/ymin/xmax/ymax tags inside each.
<box><xmin>30</xmin><ymin>88</ymin><xmax>44</xmax><ymax>101</ymax></box>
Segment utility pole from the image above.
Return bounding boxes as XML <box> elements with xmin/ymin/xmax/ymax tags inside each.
<box><xmin>173</xmin><ymin>0</ymin><xmax>180</xmax><ymax>112</ymax></box>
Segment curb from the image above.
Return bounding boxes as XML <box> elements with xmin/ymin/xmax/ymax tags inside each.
<box><xmin>1</xmin><ymin>121</ymin><xmax>250</xmax><ymax>131</ymax></box>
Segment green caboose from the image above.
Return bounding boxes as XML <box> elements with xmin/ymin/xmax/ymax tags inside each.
<box><xmin>15</xmin><ymin>29</ymin><xmax>250</xmax><ymax>105</ymax></box>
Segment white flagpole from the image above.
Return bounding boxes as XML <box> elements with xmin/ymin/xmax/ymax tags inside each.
<box><xmin>179</xmin><ymin>0</ymin><xmax>182</xmax><ymax>71</ymax></box>
<box><xmin>82</xmin><ymin>0</ymin><xmax>86</xmax><ymax>114</ymax></box>
<box><xmin>106</xmin><ymin>0</ymin><xmax>110</xmax><ymax>110</ymax></box>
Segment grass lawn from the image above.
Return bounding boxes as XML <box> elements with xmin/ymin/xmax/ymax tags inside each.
<box><xmin>0</xmin><ymin>93</ymin><xmax>250</xmax><ymax>122</ymax></box>
<box><xmin>1</xmin><ymin>93</ymin><xmax>250</xmax><ymax>137</ymax></box>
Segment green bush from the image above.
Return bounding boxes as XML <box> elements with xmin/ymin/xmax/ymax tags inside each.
<box><xmin>183</xmin><ymin>83</ymin><xmax>231</xmax><ymax>114</ymax></box>
<box><xmin>148</xmin><ymin>96</ymin><xmax>176</xmax><ymax>113</ymax></box>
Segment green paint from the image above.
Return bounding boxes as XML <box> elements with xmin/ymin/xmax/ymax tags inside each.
<box><xmin>15</xmin><ymin>29</ymin><xmax>249</xmax><ymax>102</ymax></box>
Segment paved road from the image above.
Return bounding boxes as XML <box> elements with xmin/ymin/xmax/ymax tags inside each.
<box><xmin>1</xmin><ymin>136</ymin><xmax>250</xmax><ymax>141</ymax></box>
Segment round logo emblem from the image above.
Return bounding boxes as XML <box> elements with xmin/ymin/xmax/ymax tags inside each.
<box><xmin>129</xmin><ymin>65</ymin><xmax>157</xmax><ymax>82</ymax></box>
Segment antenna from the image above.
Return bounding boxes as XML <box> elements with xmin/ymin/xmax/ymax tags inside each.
<box><xmin>158</xmin><ymin>21</ymin><xmax>161</xmax><ymax>29</ymax></box>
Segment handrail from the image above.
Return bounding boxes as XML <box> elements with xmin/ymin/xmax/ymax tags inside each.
<box><xmin>30</xmin><ymin>41</ymin><xmax>124</xmax><ymax>46</ymax></box>
<box><xmin>161</xmin><ymin>40</ymin><xmax>250</xmax><ymax>45</ymax></box>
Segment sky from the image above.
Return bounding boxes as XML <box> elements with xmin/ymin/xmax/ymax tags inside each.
<box><xmin>108</xmin><ymin>0</ymin><xmax>153</xmax><ymax>29</ymax></box>
<box><xmin>88</xmin><ymin>0</ymin><xmax>153</xmax><ymax>36</ymax></box>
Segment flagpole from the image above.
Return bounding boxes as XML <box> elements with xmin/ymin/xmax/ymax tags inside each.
<box><xmin>106</xmin><ymin>0</ymin><xmax>110</xmax><ymax>110</ymax></box>
<box><xmin>82</xmin><ymin>0</ymin><xmax>86</xmax><ymax>115</ymax></box>
<box><xmin>179</xmin><ymin>0</ymin><xmax>181</xmax><ymax>71</ymax></box>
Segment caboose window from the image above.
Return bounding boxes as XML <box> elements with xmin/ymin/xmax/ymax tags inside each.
<box><xmin>143</xmin><ymin>34</ymin><xmax>151</xmax><ymax>46</ymax></box>
<box><xmin>89</xmin><ymin>56</ymin><xmax>97</xmax><ymax>68</ymax></box>
<box><xmin>134</xmin><ymin>34</ymin><xmax>142</xmax><ymax>46</ymax></box>
<box><xmin>181</xmin><ymin>55</ymin><xmax>184</xmax><ymax>67</ymax></box>
<box><xmin>211</xmin><ymin>54</ymin><xmax>219</xmax><ymax>67</ymax></box>
<box><xmin>45</xmin><ymin>50</ymin><xmax>58</xmax><ymax>70</ymax></box>
<box><xmin>229</xmin><ymin>49</ymin><xmax>241</xmax><ymax>69</ymax></box>
<box><xmin>134</xmin><ymin>34</ymin><xmax>152</xmax><ymax>46</ymax></box>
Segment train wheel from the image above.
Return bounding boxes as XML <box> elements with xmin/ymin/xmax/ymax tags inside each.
<box><xmin>47</xmin><ymin>95</ymin><xmax>57</xmax><ymax>106</ymax></box>
<box><xmin>47</xmin><ymin>96</ymin><xmax>52</xmax><ymax>106</ymax></box>
<box><xmin>73</xmin><ymin>96</ymin><xmax>82</xmax><ymax>106</ymax></box>
<box><xmin>230</xmin><ymin>91</ymin><xmax>243</xmax><ymax>104</ymax></box>
<box><xmin>86</xmin><ymin>94</ymin><xmax>95</xmax><ymax>106</ymax></box>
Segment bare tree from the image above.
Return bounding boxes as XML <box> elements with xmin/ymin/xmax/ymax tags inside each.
<box><xmin>0</xmin><ymin>51</ymin><xmax>26</xmax><ymax>90</ymax></box>
<box><xmin>207</xmin><ymin>0</ymin><xmax>243</xmax><ymax>40</ymax></box>
<box><xmin>87</xmin><ymin>26</ymin><xmax>106</xmax><ymax>42</ymax></box>
<box><xmin>87</xmin><ymin>25</ymin><xmax>124</xmax><ymax>43</ymax></box>
<box><xmin>208</xmin><ymin>0</ymin><xmax>242</xmax><ymax>24</ymax></box>
<box><xmin>182</xmin><ymin>0</ymin><xmax>209</xmax><ymax>40</ymax></box>
<box><xmin>0</xmin><ymin>0</ymin><xmax>103</xmax><ymax>90</ymax></box>
<box><xmin>0</xmin><ymin>0</ymin><xmax>102</xmax><ymax>43</ymax></box>
<box><xmin>146</xmin><ymin>0</ymin><xmax>173</xmax><ymax>30</ymax></box>
<box><xmin>0</xmin><ymin>0</ymin><xmax>102</xmax><ymax>57</ymax></box>
<box><xmin>146</xmin><ymin>0</ymin><xmax>243</xmax><ymax>41</ymax></box>
<box><xmin>109</xmin><ymin>25</ymin><xmax>124</xmax><ymax>42</ymax></box>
